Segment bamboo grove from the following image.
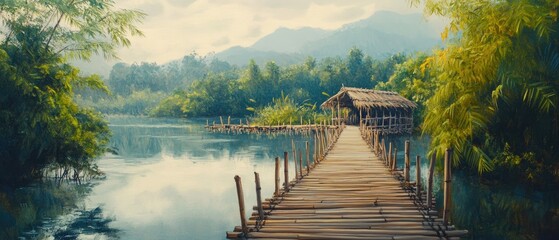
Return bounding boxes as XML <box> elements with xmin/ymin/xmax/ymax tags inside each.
<box><xmin>414</xmin><ymin>0</ymin><xmax>559</xmax><ymax>186</ymax></box>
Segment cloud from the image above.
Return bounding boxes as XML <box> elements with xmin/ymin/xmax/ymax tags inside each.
<box><xmin>115</xmin><ymin>0</ymin><xmax>424</xmax><ymax>64</ymax></box>
<box><xmin>166</xmin><ymin>0</ymin><xmax>196</xmax><ymax>8</ymax></box>
<box><xmin>137</xmin><ymin>1</ymin><xmax>165</xmax><ymax>18</ymax></box>
<box><xmin>212</xmin><ymin>36</ymin><xmax>230</xmax><ymax>47</ymax></box>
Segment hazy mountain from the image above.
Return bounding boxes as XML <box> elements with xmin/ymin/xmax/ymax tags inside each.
<box><xmin>214</xmin><ymin>46</ymin><xmax>306</xmax><ymax>67</ymax></box>
<box><xmin>215</xmin><ymin>11</ymin><xmax>442</xmax><ymax>66</ymax></box>
<box><xmin>250</xmin><ymin>27</ymin><xmax>332</xmax><ymax>53</ymax></box>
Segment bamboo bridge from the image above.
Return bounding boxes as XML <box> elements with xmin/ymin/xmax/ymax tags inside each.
<box><xmin>226</xmin><ymin>125</ymin><xmax>468</xmax><ymax>239</ymax></box>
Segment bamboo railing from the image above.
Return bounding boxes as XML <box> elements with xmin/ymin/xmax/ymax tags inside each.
<box><xmin>225</xmin><ymin>125</ymin><xmax>467</xmax><ymax>239</ymax></box>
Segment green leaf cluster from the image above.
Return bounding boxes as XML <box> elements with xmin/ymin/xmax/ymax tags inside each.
<box><xmin>0</xmin><ymin>0</ymin><xmax>144</xmax><ymax>185</ymax></box>
<box><xmin>415</xmin><ymin>0</ymin><xmax>559</xmax><ymax>185</ymax></box>
<box><xmin>251</xmin><ymin>93</ymin><xmax>329</xmax><ymax>126</ymax></box>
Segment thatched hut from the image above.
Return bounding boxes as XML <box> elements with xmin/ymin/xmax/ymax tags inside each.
<box><xmin>321</xmin><ymin>87</ymin><xmax>416</xmax><ymax>134</ymax></box>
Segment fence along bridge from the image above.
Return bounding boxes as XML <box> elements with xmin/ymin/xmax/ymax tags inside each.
<box><xmin>226</xmin><ymin>125</ymin><xmax>468</xmax><ymax>239</ymax></box>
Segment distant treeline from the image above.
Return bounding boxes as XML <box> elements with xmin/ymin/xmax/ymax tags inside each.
<box><xmin>78</xmin><ymin>49</ymin><xmax>422</xmax><ymax>119</ymax></box>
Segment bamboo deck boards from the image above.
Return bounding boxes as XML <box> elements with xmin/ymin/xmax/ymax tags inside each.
<box><xmin>227</xmin><ymin>126</ymin><xmax>467</xmax><ymax>239</ymax></box>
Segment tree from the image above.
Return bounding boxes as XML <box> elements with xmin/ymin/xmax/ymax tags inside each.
<box><xmin>376</xmin><ymin>53</ymin><xmax>435</xmax><ymax>129</ymax></box>
<box><xmin>0</xmin><ymin>0</ymin><xmax>144</xmax><ymax>184</ymax></box>
<box><xmin>415</xmin><ymin>0</ymin><xmax>559</xmax><ymax>184</ymax></box>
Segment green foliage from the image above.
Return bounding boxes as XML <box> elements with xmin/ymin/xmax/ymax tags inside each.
<box><xmin>376</xmin><ymin>53</ymin><xmax>436</xmax><ymax>129</ymax></box>
<box><xmin>251</xmin><ymin>94</ymin><xmax>329</xmax><ymax>125</ymax></box>
<box><xmin>0</xmin><ymin>0</ymin><xmax>144</xmax><ymax>60</ymax></box>
<box><xmin>0</xmin><ymin>0</ymin><xmax>143</xmax><ymax>185</ymax></box>
<box><xmin>416</xmin><ymin>0</ymin><xmax>559</xmax><ymax>184</ymax></box>
<box><xmin>152</xmin><ymin>49</ymin><xmax>408</xmax><ymax>119</ymax></box>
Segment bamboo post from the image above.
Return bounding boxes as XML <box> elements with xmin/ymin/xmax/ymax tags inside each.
<box><xmin>427</xmin><ymin>153</ymin><xmax>435</xmax><ymax>209</ymax></box>
<box><xmin>375</xmin><ymin>131</ymin><xmax>380</xmax><ymax>154</ymax></box>
<box><xmin>283</xmin><ymin>152</ymin><xmax>289</xmax><ymax>191</ymax></box>
<box><xmin>220</xmin><ymin>116</ymin><xmax>224</xmax><ymax>126</ymax></box>
<box><xmin>274</xmin><ymin>157</ymin><xmax>280</xmax><ymax>197</ymax></box>
<box><xmin>298</xmin><ymin>150</ymin><xmax>303</xmax><ymax>179</ymax></box>
<box><xmin>254</xmin><ymin>172</ymin><xmax>264</xmax><ymax>222</ymax></box>
<box><xmin>314</xmin><ymin>132</ymin><xmax>318</xmax><ymax>164</ymax></box>
<box><xmin>392</xmin><ymin>148</ymin><xmax>397</xmax><ymax>170</ymax></box>
<box><xmin>443</xmin><ymin>148</ymin><xmax>453</xmax><ymax>226</ymax></box>
<box><xmin>306</xmin><ymin>141</ymin><xmax>310</xmax><ymax>173</ymax></box>
<box><xmin>381</xmin><ymin>139</ymin><xmax>387</xmax><ymax>164</ymax></box>
<box><xmin>416</xmin><ymin>155</ymin><xmax>421</xmax><ymax>202</ymax></box>
<box><xmin>404</xmin><ymin>140</ymin><xmax>410</xmax><ymax>182</ymax></box>
<box><xmin>228</xmin><ymin>116</ymin><xmax>231</xmax><ymax>125</ymax></box>
<box><xmin>292</xmin><ymin>140</ymin><xmax>297</xmax><ymax>179</ymax></box>
<box><xmin>234</xmin><ymin>175</ymin><xmax>248</xmax><ymax>235</ymax></box>
<box><xmin>317</xmin><ymin>129</ymin><xmax>323</xmax><ymax>160</ymax></box>
<box><xmin>388</xmin><ymin>142</ymin><xmax>393</xmax><ymax>167</ymax></box>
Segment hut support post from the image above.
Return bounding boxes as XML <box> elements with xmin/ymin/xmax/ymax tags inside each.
<box><xmin>359</xmin><ymin>108</ymin><xmax>362</xmax><ymax>127</ymax></box>
<box><xmin>443</xmin><ymin>148</ymin><xmax>453</xmax><ymax>226</ymax></box>
<box><xmin>234</xmin><ymin>175</ymin><xmax>248</xmax><ymax>235</ymax></box>
<box><xmin>337</xmin><ymin>96</ymin><xmax>340</xmax><ymax>125</ymax></box>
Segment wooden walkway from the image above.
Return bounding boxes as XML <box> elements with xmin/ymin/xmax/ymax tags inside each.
<box><xmin>227</xmin><ymin>126</ymin><xmax>467</xmax><ymax>239</ymax></box>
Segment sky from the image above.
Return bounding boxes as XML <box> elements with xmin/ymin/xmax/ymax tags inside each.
<box><xmin>114</xmin><ymin>0</ymin><xmax>428</xmax><ymax>64</ymax></box>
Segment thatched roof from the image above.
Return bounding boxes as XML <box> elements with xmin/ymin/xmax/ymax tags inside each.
<box><xmin>321</xmin><ymin>87</ymin><xmax>417</xmax><ymax>110</ymax></box>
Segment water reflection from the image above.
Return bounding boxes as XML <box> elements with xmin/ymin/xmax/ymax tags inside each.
<box><xmin>385</xmin><ymin>134</ymin><xmax>559</xmax><ymax>239</ymax></box>
<box><xmin>90</xmin><ymin>116</ymin><xmax>314</xmax><ymax>239</ymax></box>
<box><xmin>3</xmin><ymin>117</ymin><xmax>557</xmax><ymax>239</ymax></box>
<box><xmin>0</xmin><ymin>182</ymin><xmax>117</xmax><ymax>239</ymax></box>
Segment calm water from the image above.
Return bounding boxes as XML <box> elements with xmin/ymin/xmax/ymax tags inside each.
<box><xmin>1</xmin><ymin>116</ymin><xmax>557</xmax><ymax>239</ymax></box>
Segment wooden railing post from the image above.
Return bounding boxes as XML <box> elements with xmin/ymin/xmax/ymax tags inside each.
<box><xmin>254</xmin><ymin>172</ymin><xmax>264</xmax><ymax>222</ymax></box>
<box><xmin>392</xmin><ymin>147</ymin><xmax>397</xmax><ymax>171</ymax></box>
<box><xmin>274</xmin><ymin>157</ymin><xmax>280</xmax><ymax>197</ymax></box>
<box><xmin>313</xmin><ymin>131</ymin><xmax>318</xmax><ymax>164</ymax></box>
<box><xmin>381</xmin><ymin>139</ymin><xmax>387</xmax><ymax>164</ymax></box>
<box><xmin>443</xmin><ymin>148</ymin><xmax>453</xmax><ymax>226</ymax></box>
<box><xmin>284</xmin><ymin>152</ymin><xmax>289</xmax><ymax>192</ymax></box>
<box><xmin>298</xmin><ymin>150</ymin><xmax>303</xmax><ymax>179</ymax></box>
<box><xmin>404</xmin><ymin>140</ymin><xmax>410</xmax><ymax>182</ymax></box>
<box><xmin>306</xmin><ymin>141</ymin><xmax>310</xmax><ymax>174</ymax></box>
<box><xmin>292</xmin><ymin>140</ymin><xmax>297</xmax><ymax>179</ymax></box>
<box><xmin>234</xmin><ymin>175</ymin><xmax>248</xmax><ymax>235</ymax></box>
<box><xmin>427</xmin><ymin>153</ymin><xmax>435</xmax><ymax>209</ymax></box>
<box><xmin>388</xmin><ymin>142</ymin><xmax>393</xmax><ymax>167</ymax></box>
<box><xmin>416</xmin><ymin>155</ymin><xmax>421</xmax><ymax>202</ymax></box>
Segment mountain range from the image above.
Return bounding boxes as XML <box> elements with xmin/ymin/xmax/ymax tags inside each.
<box><xmin>214</xmin><ymin>11</ymin><xmax>443</xmax><ymax>66</ymax></box>
<box><xmin>77</xmin><ymin>11</ymin><xmax>443</xmax><ymax>77</ymax></box>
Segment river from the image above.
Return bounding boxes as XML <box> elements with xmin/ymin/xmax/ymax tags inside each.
<box><xmin>1</xmin><ymin>116</ymin><xmax>557</xmax><ymax>239</ymax></box>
